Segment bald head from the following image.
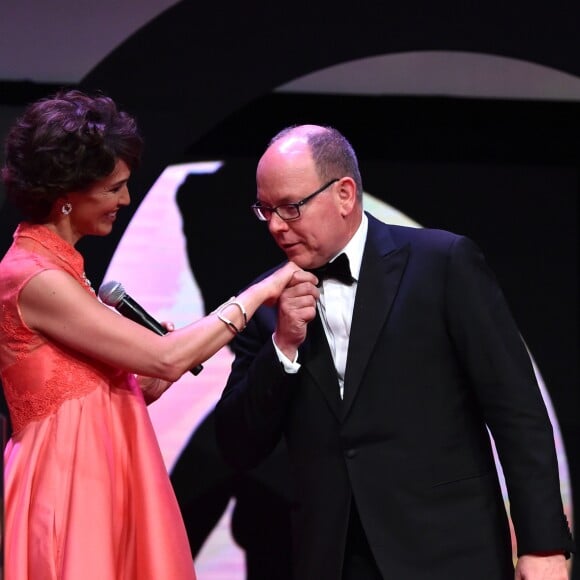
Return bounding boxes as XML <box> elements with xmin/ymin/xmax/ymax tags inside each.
<box><xmin>268</xmin><ymin>124</ymin><xmax>327</xmax><ymax>148</ymax></box>
<box><xmin>263</xmin><ymin>125</ymin><xmax>364</xmax><ymax>202</ymax></box>
<box><xmin>254</xmin><ymin>125</ymin><xmax>364</xmax><ymax>269</ymax></box>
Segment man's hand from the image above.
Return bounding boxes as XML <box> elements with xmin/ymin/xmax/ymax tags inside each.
<box><xmin>515</xmin><ymin>553</ymin><xmax>568</xmax><ymax>580</ymax></box>
<box><xmin>273</xmin><ymin>270</ymin><xmax>319</xmax><ymax>360</ymax></box>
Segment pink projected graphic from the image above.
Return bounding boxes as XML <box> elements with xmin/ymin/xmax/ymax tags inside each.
<box><xmin>102</xmin><ymin>163</ymin><xmax>573</xmax><ymax>578</ymax></box>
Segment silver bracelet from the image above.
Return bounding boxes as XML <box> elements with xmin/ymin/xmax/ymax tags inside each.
<box><xmin>214</xmin><ymin>296</ymin><xmax>248</xmax><ymax>334</ymax></box>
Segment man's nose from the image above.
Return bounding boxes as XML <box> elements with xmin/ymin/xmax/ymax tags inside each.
<box><xmin>268</xmin><ymin>212</ymin><xmax>289</xmax><ymax>235</ymax></box>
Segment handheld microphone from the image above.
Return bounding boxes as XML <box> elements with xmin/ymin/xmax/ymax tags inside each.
<box><xmin>98</xmin><ymin>280</ymin><xmax>203</xmax><ymax>376</ymax></box>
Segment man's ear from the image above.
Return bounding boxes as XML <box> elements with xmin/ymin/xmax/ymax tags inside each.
<box><xmin>337</xmin><ymin>176</ymin><xmax>358</xmax><ymax>216</ymax></box>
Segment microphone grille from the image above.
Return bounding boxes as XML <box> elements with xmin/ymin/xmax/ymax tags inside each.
<box><xmin>98</xmin><ymin>280</ymin><xmax>126</xmax><ymax>307</ymax></box>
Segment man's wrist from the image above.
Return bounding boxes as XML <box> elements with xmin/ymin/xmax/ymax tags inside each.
<box><xmin>272</xmin><ymin>334</ymin><xmax>300</xmax><ymax>373</ymax></box>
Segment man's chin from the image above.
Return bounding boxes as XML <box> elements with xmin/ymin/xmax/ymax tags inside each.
<box><xmin>284</xmin><ymin>253</ymin><xmax>311</xmax><ymax>269</ymax></box>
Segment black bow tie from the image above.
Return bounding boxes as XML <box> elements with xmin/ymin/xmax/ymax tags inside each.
<box><xmin>308</xmin><ymin>253</ymin><xmax>355</xmax><ymax>286</ymax></box>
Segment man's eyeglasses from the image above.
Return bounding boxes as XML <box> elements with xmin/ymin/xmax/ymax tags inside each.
<box><xmin>251</xmin><ymin>178</ymin><xmax>339</xmax><ymax>222</ymax></box>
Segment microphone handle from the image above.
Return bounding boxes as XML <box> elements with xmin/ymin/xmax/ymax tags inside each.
<box><xmin>117</xmin><ymin>297</ymin><xmax>167</xmax><ymax>336</ymax></box>
<box><xmin>117</xmin><ymin>296</ymin><xmax>203</xmax><ymax>375</ymax></box>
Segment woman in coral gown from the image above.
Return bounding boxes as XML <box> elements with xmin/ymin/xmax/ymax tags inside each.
<box><xmin>0</xmin><ymin>90</ymin><xmax>304</xmax><ymax>579</ymax></box>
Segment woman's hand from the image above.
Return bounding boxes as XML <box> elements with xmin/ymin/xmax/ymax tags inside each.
<box><xmin>261</xmin><ymin>261</ymin><xmax>318</xmax><ymax>305</ymax></box>
<box><xmin>137</xmin><ymin>375</ymin><xmax>173</xmax><ymax>405</ymax></box>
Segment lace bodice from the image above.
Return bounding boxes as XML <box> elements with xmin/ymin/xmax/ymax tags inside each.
<box><xmin>0</xmin><ymin>223</ymin><xmax>125</xmax><ymax>432</ymax></box>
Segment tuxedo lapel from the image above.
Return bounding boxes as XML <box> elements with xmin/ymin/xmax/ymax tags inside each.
<box><xmin>342</xmin><ymin>218</ymin><xmax>410</xmax><ymax>419</ymax></box>
<box><xmin>301</xmin><ymin>311</ymin><xmax>343</xmax><ymax>420</ymax></box>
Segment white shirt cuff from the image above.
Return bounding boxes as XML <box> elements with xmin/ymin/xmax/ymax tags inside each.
<box><xmin>272</xmin><ymin>334</ymin><xmax>300</xmax><ymax>374</ymax></box>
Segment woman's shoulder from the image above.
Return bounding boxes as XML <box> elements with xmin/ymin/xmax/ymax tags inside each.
<box><xmin>0</xmin><ymin>243</ymin><xmax>61</xmax><ymax>295</ymax></box>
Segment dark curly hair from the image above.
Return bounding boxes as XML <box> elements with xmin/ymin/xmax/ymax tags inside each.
<box><xmin>1</xmin><ymin>89</ymin><xmax>143</xmax><ymax>222</ymax></box>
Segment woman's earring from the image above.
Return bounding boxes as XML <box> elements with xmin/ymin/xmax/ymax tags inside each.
<box><xmin>61</xmin><ymin>202</ymin><xmax>72</xmax><ymax>216</ymax></box>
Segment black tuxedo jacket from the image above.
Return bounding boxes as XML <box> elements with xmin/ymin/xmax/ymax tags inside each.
<box><xmin>216</xmin><ymin>213</ymin><xmax>574</xmax><ymax>579</ymax></box>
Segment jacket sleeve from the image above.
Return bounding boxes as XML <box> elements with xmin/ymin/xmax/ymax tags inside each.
<box><xmin>444</xmin><ymin>235</ymin><xmax>574</xmax><ymax>556</ymax></box>
<box><xmin>215</xmin><ymin>304</ymin><xmax>297</xmax><ymax>471</ymax></box>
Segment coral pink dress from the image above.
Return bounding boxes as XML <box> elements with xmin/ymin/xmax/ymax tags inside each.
<box><xmin>0</xmin><ymin>223</ymin><xmax>196</xmax><ymax>579</ymax></box>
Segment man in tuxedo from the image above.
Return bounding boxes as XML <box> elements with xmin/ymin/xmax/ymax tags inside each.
<box><xmin>215</xmin><ymin>124</ymin><xmax>574</xmax><ymax>579</ymax></box>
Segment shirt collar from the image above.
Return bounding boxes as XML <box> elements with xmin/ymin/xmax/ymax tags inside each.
<box><xmin>329</xmin><ymin>213</ymin><xmax>368</xmax><ymax>282</ymax></box>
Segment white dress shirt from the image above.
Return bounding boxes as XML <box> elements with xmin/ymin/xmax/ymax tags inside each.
<box><xmin>274</xmin><ymin>214</ymin><xmax>368</xmax><ymax>399</ymax></box>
